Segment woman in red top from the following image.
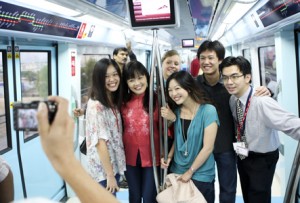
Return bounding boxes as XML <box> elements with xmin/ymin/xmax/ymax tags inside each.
<box><xmin>121</xmin><ymin>61</ymin><xmax>160</xmax><ymax>203</ymax></box>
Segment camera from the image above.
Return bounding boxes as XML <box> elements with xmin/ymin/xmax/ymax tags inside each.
<box><xmin>13</xmin><ymin>101</ymin><xmax>57</xmax><ymax>131</ymax></box>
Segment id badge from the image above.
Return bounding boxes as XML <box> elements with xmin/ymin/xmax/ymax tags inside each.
<box><xmin>233</xmin><ymin>142</ymin><xmax>249</xmax><ymax>157</ymax></box>
<box><xmin>236</xmin><ymin>146</ymin><xmax>249</xmax><ymax>157</ymax></box>
<box><xmin>233</xmin><ymin>142</ymin><xmax>246</xmax><ymax>150</ymax></box>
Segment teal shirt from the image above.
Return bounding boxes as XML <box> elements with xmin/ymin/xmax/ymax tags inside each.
<box><xmin>170</xmin><ymin>104</ymin><xmax>219</xmax><ymax>182</ymax></box>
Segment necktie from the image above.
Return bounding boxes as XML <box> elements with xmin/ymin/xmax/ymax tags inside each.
<box><xmin>236</xmin><ymin>99</ymin><xmax>243</xmax><ymax>129</ymax></box>
<box><xmin>236</xmin><ymin>99</ymin><xmax>247</xmax><ymax>159</ymax></box>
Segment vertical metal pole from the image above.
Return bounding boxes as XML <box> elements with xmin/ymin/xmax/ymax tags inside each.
<box><xmin>284</xmin><ymin>142</ymin><xmax>300</xmax><ymax>203</ymax></box>
<box><xmin>149</xmin><ymin>29</ymin><xmax>169</xmax><ymax>193</ymax></box>
<box><xmin>154</xmin><ymin>32</ymin><xmax>169</xmax><ymax>186</ymax></box>
<box><xmin>149</xmin><ymin>29</ymin><xmax>159</xmax><ymax>193</ymax></box>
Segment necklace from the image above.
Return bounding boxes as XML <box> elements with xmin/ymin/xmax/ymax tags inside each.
<box><xmin>181</xmin><ymin>103</ymin><xmax>199</xmax><ymax>157</ymax></box>
<box><xmin>181</xmin><ymin>118</ymin><xmax>189</xmax><ymax>156</ymax></box>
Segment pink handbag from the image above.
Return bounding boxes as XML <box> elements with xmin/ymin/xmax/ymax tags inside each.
<box><xmin>156</xmin><ymin>173</ymin><xmax>207</xmax><ymax>203</ymax></box>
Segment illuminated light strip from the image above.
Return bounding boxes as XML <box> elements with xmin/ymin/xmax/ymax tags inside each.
<box><xmin>0</xmin><ymin>18</ymin><xmax>18</xmax><ymax>23</ymax></box>
<box><xmin>0</xmin><ymin>15</ymin><xmax>78</xmax><ymax>30</ymax></box>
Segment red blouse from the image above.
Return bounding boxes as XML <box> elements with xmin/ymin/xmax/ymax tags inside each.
<box><xmin>121</xmin><ymin>94</ymin><xmax>160</xmax><ymax>167</ymax></box>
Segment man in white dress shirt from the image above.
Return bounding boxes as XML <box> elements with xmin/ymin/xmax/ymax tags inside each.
<box><xmin>219</xmin><ymin>56</ymin><xmax>300</xmax><ymax>203</ymax></box>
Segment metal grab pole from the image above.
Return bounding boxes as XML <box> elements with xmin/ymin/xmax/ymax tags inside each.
<box><xmin>154</xmin><ymin>31</ymin><xmax>169</xmax><ymax>187</ymax></box>
<box><xmin>283</xmin><ymin>142</ymin><xmax>300</xmax><ymax>203</ymax></box>
<box><xmin>149</xmin><ymin>29</ymin><xmax>160</xmax><ymax>193</ymax></box>
<box><xmin>149</xmin><ymin>29</ymin><xmax>169</xmax><ymax>193</ymax></box>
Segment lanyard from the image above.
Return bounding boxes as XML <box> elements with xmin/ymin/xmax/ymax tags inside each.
<box><xmin>236</xmin><ymin>87</ymin><xmax>253</xmax><ymax>141</ymax></box>
<box><xmin>111</xmin><ymin>107</ymin><xmax>120</xmax><ymax>132</ymax></box>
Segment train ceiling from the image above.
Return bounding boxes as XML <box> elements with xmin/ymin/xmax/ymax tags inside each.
<box><xmin>43</xmin><ymin>0</ymin><xmax>280</xmax><ymax>48</ymax></box>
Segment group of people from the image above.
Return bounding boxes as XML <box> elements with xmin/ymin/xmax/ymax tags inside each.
<box><xmin>69</xmin><ymin>39</ymin><xmax>300</xmax><ymax>203</ymax></box>
<box><xmin>3</xmin><ymin>39</ymin><xmax>300</xmax><ymax>203</ymax></box>
<box><xmin>69</xmin><ymin>40</ymin><xmax>300</xmax><ymax>203</ymax></box>
<box><xmin>74</xmin><ymin>47</ymin><xmax>185</xmax><ymax>202</ymax></box>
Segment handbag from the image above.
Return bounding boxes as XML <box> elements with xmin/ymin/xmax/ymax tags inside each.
<box><xmin>156</xmin><ymin>173</ymin><xmax>207</xmax><ymax>203</ymax></box>
<box><xmin>80</xmin><ymin>138</ymin><xmax>86</xmax><ymax>155</ymax></box>
<box><xmin>79</xmin><ymin>110</ymin><xmax>87</xmax><ymax>155</ymax></box>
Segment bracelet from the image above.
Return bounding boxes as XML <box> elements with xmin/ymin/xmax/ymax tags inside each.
<box><xmin>190</xmin><ymin>167</ymin><xmax>195</xmax><ymax>173</ymax></box>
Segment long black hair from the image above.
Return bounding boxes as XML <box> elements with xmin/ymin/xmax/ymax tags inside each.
<box><xmin>166</xmin><ymin>71</ymin><xmax>213</xmax><ymax>110</ymax></box>
<box><xmin>89</xmin><ymin>58</ymin><xmax>122</xmax><ymax>109</ymax></box>
<box><xmin>122</xmin><ymin>60</ymin><xmax>155</xmax><ymax>113</ymax></box>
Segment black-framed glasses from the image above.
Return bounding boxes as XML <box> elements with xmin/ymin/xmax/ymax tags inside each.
<box><xmin>222</xmin><ymin>74</ymin><xmax>244</xmax><ymax>82</ymax></box>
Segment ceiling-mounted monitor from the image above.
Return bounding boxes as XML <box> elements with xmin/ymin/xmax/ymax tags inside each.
<box><xmin>182</xmin><ymin>39</ymin><xmax>194</xmax><ymax>48</ymax></box>
<box><xmin>256</xmin><ymin>0</ymin><xmax>300</xmax><ymax>27</ymax></box>
<box><xmin>127</xmin><ymin>0</ymin><xmax>179</xmax><ymax>30</ymax></box>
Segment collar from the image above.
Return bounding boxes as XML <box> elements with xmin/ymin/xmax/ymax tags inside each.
<box><xmin>199</xmin><ymin>74</ymin><xmax>223</xmax><ymax>86</ymax></box>
<box><xmin>132</xmin><ymin>92</ymin><xmax>145</xmax><ymax>99</ymax></box>
<box><xmin>236</xmin><ymin>85</ymin><xmax>253</xmax><ymax>107</ymax></box>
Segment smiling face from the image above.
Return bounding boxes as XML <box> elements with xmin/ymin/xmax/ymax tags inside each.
<box><xmin>162</xmin><ymin>55</ymin><xmax>181</xmax><ymax>80</ymax></box>
<box><xmin>199</xmin><ymin>50</ymin><xmax>222</xmax><ymax>76</ymax></box>
<box><xmin>167</xmin><ymin>79</ymin><xmax>190</xmax><ymax>105</ymax></box>
<box><xmin>105</xmin><ymin>65</ymin><xmax>120</xmax><ymax>93</ymax></box>
<box><xmin>222</xmin><ymin>65</ymin><xmax>251</xmax><ymax>98</ymax></box>
<box><xmin>127</xmin><ymin>74</ymin><xmax>147</xmax><ymax>95</ymax></box>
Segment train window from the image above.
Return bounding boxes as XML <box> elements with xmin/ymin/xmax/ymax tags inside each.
<box><xmin>20</xmin><ymin>51</ymin><xmax>50</xmax><ymax>140</ymax></box>
<box><xmin>258</xmin><ymin>46</ymin><xmax>277</xmax><ymax>99</ymax></box>
<box><xmin>85</xmin><ymin>0</ymin><xmax>127</xmax><ymax>18</ymax></box>
<box><xmin>242</xmin><ymin>49</ymin><xmax>251</xmax><ymax>63</ymax></box>
<box><xmin>0</xmin><ymin>51</ymin><xmax>10</xmax><ymax>152</ymax></box>
<box><xmin>80</xmin><ymin>54</ymin><xmax>110</xmax><ymax>107</ymax></box>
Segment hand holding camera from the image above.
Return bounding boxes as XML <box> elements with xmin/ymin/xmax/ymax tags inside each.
<box><xmin>13</xmin><ymin>100</ymin><xmax>57</xmax><ymax>131</ymax></box>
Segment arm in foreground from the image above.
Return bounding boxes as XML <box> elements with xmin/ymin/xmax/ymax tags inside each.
<box><xmin>37</xmin><ymin>96</ymin><xmax>118</xmax><ymax>203</ymax></box>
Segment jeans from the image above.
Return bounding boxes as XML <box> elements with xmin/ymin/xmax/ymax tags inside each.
<box><xmin>192</xmin><ymin>179</ymin><xmax>215</xmax><ymax>203</ymax></box>
<box><xmin>214</xmin><ymin>151</ymin><xmax>237</xmax><ymax>203</ymax></box>
<box><xmin>99</xmin><ymin>174</ymin><xmax>120</xmax><ymax>197</ymax></box>
<box><xmin>125</xmin><ymin>152</ymin><xmax>157</xmax><ymax>203</ymax></box>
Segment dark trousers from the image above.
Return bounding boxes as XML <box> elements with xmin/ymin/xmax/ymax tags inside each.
<box><xmin>237</xmin><ymin>149</ymin><xmax>279</xmax><ymax>203</ymax></box>
<box><xmin>125</xmin><ymin>152</ymin><xmax>157</xmax><ymax>203</ymax></box>
<box><xmin>214</xmin><ymin>151</ymin><xmax>237</xmax><ymax>203</ymax></box>
<box><xmin>192</xmin><ymin>179</ymin><xmax>215</xmax><ymax>203</ymax></box>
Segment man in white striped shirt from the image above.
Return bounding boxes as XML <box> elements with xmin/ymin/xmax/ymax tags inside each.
<box><xmin>220</xmin><ymin>56</ymin><xmax>300</xmax><ymax>203</ymax></box>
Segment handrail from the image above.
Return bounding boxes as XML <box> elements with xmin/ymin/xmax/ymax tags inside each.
<box><xmin>284</xmin><ymin>142</ymin><xmax>300</xmax><ymax>203</ymax></box>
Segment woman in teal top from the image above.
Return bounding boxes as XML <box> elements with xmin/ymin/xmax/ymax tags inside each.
<box><xmin>161</xmin><ymin>71</ymin><xmax>219</xmax><ymax>203</ymax></box>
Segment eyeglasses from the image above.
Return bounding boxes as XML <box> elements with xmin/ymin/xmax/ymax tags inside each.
<box><xmin>222</xmin><ymin>74</ymin><xmax>244</xmax><ymax>82</ymax></box>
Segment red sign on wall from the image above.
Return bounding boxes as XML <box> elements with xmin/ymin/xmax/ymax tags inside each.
<box><xmin>71</xmin><ymin>51</ymin><xmax>76</xmax><ymax>76</ymax></box>
<box><xmin>77</xmin><ymin>23</ymin><xmax>86</xmax><ymax>39</ymax></box>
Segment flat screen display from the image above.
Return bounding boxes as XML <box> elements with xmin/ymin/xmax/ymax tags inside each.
<box><xmin>182</xmin><ymin>39</ymin><xmax>194</xmax><ymax>48</ymax></box>
<box><xmin>256</xmin><ymin>0</ymin><xmax>300</xmax><ymax>27</ymax></box>
<box><xmin>127</xmin><ymin>0</ymin><xmax>178</xmax><ymax>30</ymax></box>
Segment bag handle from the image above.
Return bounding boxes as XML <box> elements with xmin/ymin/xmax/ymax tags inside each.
<box><xmin>165</xmin><ymin>173</ymin><xmax>179</xmax><ymax>192</ymax></box>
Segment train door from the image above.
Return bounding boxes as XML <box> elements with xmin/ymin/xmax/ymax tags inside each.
<box><xmin>0</xmin><ymin>39</ymin><xmax>65</xmax><ymax>201</ymax></box>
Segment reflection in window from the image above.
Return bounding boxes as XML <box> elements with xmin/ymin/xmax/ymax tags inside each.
<box><xmin>0</xmin><ymin>52</ymin><xmax>8</xmax><ymax>151</ymax></box>
<box><xmin>20</xmin><ymin>52</ymin><xmax>49</xmax><ymax>140</ymax></box>
<box><xmin>85</xmin><ymin>0</ymin><xmax>127</xmax><ymax>18</ymax></box>
<box><xmin>259</xmin><ymin>46</ymin><xmax>278</xmax><ymax>99</ymax></box>
<box><xmin>242</xmin><ymin>49</ymin><xmax>251</xmax><ymax>64</ymax></box>
<box><xmin>80</xmin><ymin>54</ymin><xmax>110</xmax><ymax>107</ymax></box>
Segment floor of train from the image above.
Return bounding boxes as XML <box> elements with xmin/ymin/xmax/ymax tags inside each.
<box><xmin>68</xmin><ymin>153</ymin><xmax>285</xmax><ymax>203</ymax></box>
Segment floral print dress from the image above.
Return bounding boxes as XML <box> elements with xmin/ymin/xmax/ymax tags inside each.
<box><xmin>86</xmin><ymin>99</ymin><xmax>126</xmax><ymax>182</ymax></box>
